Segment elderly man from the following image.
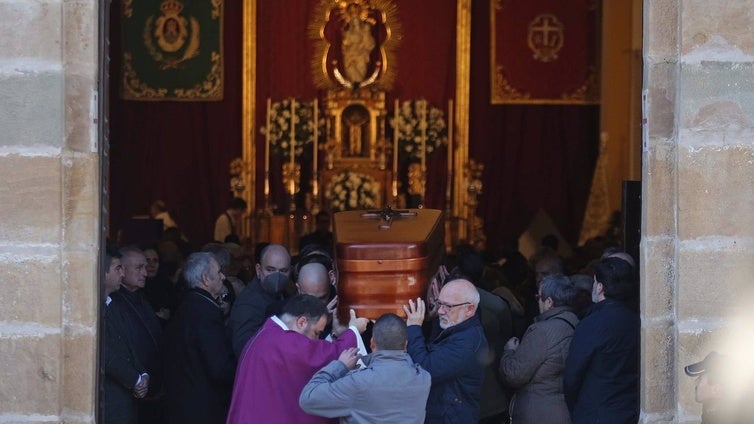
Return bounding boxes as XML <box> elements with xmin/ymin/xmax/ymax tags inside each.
<box><xmin>228</xmin><ymin>243</ymin><xmax>291</xmax><ymax>357</ymax></box>
<box><xmin>404</xmin><ymin>279</ymin><xmax>488</xmax><ymax>423</ymax></box>
<box><xmin>299</xmin><ymin>313</ymin><xmax>432</xmax><ymax>423</ymax></box>
<box><xmin>103</xmin><ymin>249</ymin><xmax>149</xmax><ymax>424</ymax></box>
<box><xmin>564</xmin><ymin>257</ymin><xmax>639</xmax><ymax>423</ymax></box>
<box><xmin>227</xmin><ymin>294</ymin><xmax>368</xmax><ymax>424</ymax></box>
<box><xmin>109</xmin><ymin>246</ymin><xmax>164</xmax><ymax>423</ymax></box>
<box><xmin>162</xmin><ymin>252</ymin><xmax>236</xmax><ymax>424</ymax></box>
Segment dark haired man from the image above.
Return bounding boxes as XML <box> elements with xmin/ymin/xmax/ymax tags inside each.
<box><xmin>214</xmin><ymin>197</ymin><xmax>247</xmax><ymax>243</ymax></box>
<box><xmin>227</xmin><ymin>295</ymin><xmax>368</xmax><ymax>424</ymax></box>
<box><xmin>564</xmin><ymin>257</ymin><xmax>639</xmax><ymax>423</ymax></box>
<box><xmin>299</xmin><ymin>313</ymin><xmax>431</xmax><ymax>423</ymax></box>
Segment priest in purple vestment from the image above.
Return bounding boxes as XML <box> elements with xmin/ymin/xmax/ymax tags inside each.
<box><xmin>226</xmin><ymin>294</ymin><xmax>368</xmax><ymax>424</ymax></box>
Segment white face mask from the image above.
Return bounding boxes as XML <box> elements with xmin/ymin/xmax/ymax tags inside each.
<box><xmin>591</xmin><ymin>280</ymin><xmax>601</xmax><ymax>303</ymax></box>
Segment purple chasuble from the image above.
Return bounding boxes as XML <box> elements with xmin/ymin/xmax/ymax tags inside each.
<box><xmin>226</xmin><ymin>317</ymin><xmax>357</xmax><ymax>424</ymax></box>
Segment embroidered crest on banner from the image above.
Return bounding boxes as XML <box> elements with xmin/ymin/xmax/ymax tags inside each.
<box><xmin>145</xmin><ymin>0</ymin><xmax>200</xmax><ymax>70</ymax></box>
<box><xmin>527</xmin><ymin>14</ymin><xmax>564</xmax><ymax>63</ymax></box>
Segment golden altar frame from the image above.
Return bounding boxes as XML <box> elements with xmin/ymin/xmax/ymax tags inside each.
<box><xmin>241</xmin><ymin>0</ymin><xmax>473</xmax><ymax>246</ymax></box>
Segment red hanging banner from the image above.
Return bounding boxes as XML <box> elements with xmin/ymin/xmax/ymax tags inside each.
<box><xmin>490</xmin><ymin>0</ymin><xmax>600</xmax><ymax>105</ymax></box>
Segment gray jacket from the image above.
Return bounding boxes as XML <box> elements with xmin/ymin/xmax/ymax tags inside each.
<box><xmin>299</xmin><ymin>350</ymin><xmax>431</xmax><ymax>424</ymax></box>
<box><xmin>499</xmin><ymin>306</ymin><xmax>578</xmax><ymax>424</ymax></box>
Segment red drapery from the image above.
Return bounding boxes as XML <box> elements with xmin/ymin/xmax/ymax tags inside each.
<box><xmin>470</xmin><ymin>0</ymin><xmax>599</xmax><ymax>247</ymax></box>
<box><xmin>109</xmin><ymin>1</ymin><xmax>243</xmax><ymax>246</ymax></box>
<box><xmin>255</xmin><ymin>0</ymin><xmax>457</xmax><ymax>212</ymax></box>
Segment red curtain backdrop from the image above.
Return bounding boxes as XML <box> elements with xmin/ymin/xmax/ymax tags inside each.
<box><xmin>109</xmin><ymin>0</ymin><xmax>243</xmax><ymax>247</ymax></box>
<box><xmin>255</xmin><ymin>0</ymin><xmax>457</xmax><ymax>212</ymax></box>
<box><xmin>470</xmin><ymin>0</ymin><xmax>599</xmax><ymax>246</ymax></box>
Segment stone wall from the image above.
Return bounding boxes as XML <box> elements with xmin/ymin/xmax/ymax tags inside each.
<box><xmin>642</xmin><ymin>0</ymin><xmax>754</xmax><ymax>422</ymax></box>
<box><xmin>0</xmin><ymin>0</ymin><xmax>100</xmax><ymax>422</ymax></box>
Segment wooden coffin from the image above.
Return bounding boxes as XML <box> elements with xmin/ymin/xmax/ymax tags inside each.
<box><xmin>333</xmin><ymin>209</ymin><xmax>445</xmax><ymax>321</ymax></box>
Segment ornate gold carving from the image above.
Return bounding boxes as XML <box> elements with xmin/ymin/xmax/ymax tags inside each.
<box><xmin>493</xmin><ymin>66</ymin><xmax>530</xmax><ymax>101</ymax></box>
<box><xmin>173</xmin><ymin>51</ymin><xmax>223</xmax><ymax>98</ymax></box>
<box><xmin>561</xmin><ymin>65</ymin><xmax>599</xmax><ymax>102</ymax></box>
<box><xmin>241</xmin><ymin>0</ymin><xmax>257</xmax><ymax>231</ymax></box>
<box><xmin>122</xmin><ymin>52</ymin><xmax>168</xmax><ymax>99</ymax></box>
<box><xmin>211</xmin><ymin>0</ymin><xmax>222</xmax><ymax>18</ymax></box>
<box><xmin>527</xmin><ymin>14</ymin><xmax>564</xmax><ymax>63</ymax></box>
<box><xmin>123</xmin><ymin>0</ymin><xmax>134</xmax><ymax>18</ymax></box>
<box><xmin>454</xmin><ymin>0</ymin><xmax>471</xmax><ymax>240</ymax></box>
<box><xmin>309</xmin><ymin>0</ymin><xmax>401</xmax><ymax>91</ymax></box>
<box><xmin>407</xmin><ymin>163</ymin><xmax>424</xmax><ymax>196</ymax></box>
<box><xmin>464</xmin><ymin>159</ymin><xmax>485</xmax><ymax>251</ymax></box>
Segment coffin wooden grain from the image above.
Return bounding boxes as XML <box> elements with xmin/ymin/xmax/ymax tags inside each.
<box><xmin>334</xmin><ymin>209</ymin><xmax>445</xmax><ymax>321</ymax></box>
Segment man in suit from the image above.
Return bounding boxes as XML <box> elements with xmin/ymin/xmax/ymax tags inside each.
<box><xmin>109</xmin><ymin>246</ymin><xmax>164</xmax><ymax>423</ymax></box>
<box><xmin>103</xmin><ymin>249</ymin><xmax>149</xmax><ymax>424</ymax></box>
<box><xmin>163</xmin><ymin>252</ymin><xmax>237</xmax><ymax>423</ymax></box>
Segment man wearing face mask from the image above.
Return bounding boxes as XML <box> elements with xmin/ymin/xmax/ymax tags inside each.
<box><xmin>229</xmin><ymin>243</ymin><xmax>292</xmax><ymax>358</ymax></box>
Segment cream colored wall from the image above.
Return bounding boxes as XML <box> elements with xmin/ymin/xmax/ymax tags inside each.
<box><xmin>642</xmin><ymin>0</ymin><xmax>754</xmax><ymax>422</ymax></box>
<box><xmin>0</xmin><ymin>0</ymin><xmax>100</xmax><ymax>422</ymax></box>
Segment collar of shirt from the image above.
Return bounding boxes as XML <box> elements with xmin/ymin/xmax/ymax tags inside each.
<box><xmin>105</xmin><ymin>296</ymin><xmax>112</xmax><ymax>306</ymax></box>
<box><xmin>271</xmin><ymin>315</ymin><xmax>289</xmax><ymax>330</ymax></box>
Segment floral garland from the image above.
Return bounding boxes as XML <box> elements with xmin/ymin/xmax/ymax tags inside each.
<box><xmin>390</xmin><ymin>99</ymin><xmax>448</xmax><ymax>160</ymax></box>
<box><xmin>260</xmin><ymin>98</ymin><xmax>325</xmax><ymax>160</ymax></box>
<box><xmin>325</xmin><ymin>171</ymin><xmax>380</xmax><ymax>211</ymax></box>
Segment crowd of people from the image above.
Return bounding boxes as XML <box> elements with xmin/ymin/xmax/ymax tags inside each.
<box><xmin>103</xmin><ymin>201</ymin><xmax>650</xmax><ymax>424</ymax></box>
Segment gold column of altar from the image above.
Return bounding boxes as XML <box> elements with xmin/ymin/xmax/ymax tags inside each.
<box><xmin>240</xmin><ymin>0</ymin><xmax>476</xmax><ymax>251</ymax></box>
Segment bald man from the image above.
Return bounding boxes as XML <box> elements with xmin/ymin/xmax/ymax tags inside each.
<box><xmin>297</xmin><ymin>262</ymin><xmax>343</xmax><ymax>340</ymax></box>
<box><xmin>229</xmin><ymin>244</ymin><xmax>291</xmax><ymax>358</ymax></box>
<box><xmin>404</xmin><ymin>279</ymin><xmax>488</xmax><ymax>423</ymax></box>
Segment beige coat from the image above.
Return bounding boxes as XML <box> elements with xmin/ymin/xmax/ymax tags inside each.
<box><xmin>499</xmin><ymin>306</ymin><xmax>578</xmax><ymax>424</ymax></box>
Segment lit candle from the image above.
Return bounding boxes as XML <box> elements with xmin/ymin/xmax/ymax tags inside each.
<box><xmin>392</xmin><ymin>98</ymin><xmax>399</xmax><ymax>197</ymax></box>
<box><xmin>312</xmin><ymin>98</ymin><xmax>319</xmax><ymax>197</ymax></box>
<box><xmin>264</xmin><ymin>97</ymin><xmax>271</xmax><ymax>196</ymax></box>
<box><xmin>290</xmin><ymin>99</ymin><xmax>296</xmax><ymax>194</ymax></box>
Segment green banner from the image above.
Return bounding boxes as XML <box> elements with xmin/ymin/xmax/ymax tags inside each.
<box><xmin>121</xmin><ymin>0</ymin><xmax>224</xmax><ymax>101</ymax></box>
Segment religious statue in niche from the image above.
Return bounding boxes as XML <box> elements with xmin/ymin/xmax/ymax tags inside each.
<box><xmin>309</xmin><ymin>0</ymin><xmax>400</xmax><ymax>91</ymax></box>
<box><xmin>342</xmin><ymin>104</ymin><xmax>370</xmax><ymax>157</ymax></box>
<box><xmin>341</xmin><ymin>3</ymin><xmax>376</xmax><ymax>83</ymax></box>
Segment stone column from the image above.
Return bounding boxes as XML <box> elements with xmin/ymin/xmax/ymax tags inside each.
<box><xmin>643</xmin><ymin>0</ymin><xmax>754</xmax><ymax>422</ymax></box>
<box><xmin>0</xmin><ymin>0</ymin><xmax>100</xmax><ymax>422</ymax></box>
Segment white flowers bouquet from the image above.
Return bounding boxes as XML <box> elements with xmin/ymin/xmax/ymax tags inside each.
<box><xmin>390</xmin><ymin>99</ymin><xmax>448</xmax><ymax>160</ymax></box>
<box><xmin>260</xmin><ymin>98</ymin><xmax>325</xmax><ymax>160</ymax></box>
<box><xmin>325</xmin><ymin>171</ymin><xmax>380</xmax><ymax>211</ymax></box>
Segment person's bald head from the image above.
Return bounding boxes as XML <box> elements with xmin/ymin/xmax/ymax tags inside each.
<box><xmin>437</xmin><ymin>279</ymin><xmax>479</xmax><ymax>329</ymax></box>
<box><xmin>296</xmin><ymin>262</ymin><xmax>330</xmax><ymax>303</ymax></box>
<box><xmin>255</xmin><ymin>244</ymin><xmax>291</xmax><ymax>281</ymax></box>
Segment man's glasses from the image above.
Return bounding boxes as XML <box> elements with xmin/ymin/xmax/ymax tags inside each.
<box><xmin>436</xmin><ymin>301</ymin><xmax>470</xmax><ymax>311</ymax></box>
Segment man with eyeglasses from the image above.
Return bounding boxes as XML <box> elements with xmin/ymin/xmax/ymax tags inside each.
<box><xmin>403</xmin><ymin>278</ymin><xmax>488</xmax><ymax>423</ymax></box>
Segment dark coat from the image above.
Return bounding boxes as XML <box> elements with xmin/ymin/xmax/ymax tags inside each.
<box><xmin>108</xmin><ymin>287</ymin><xmax>163</xmax><ymax>396</ymax></box>
<box><xmin>500</xmin><ymin>306</ymin><xmax>578</xmax><ymax>424</ymax></box>
<box><xmin>407</xmin><ymin>315</ymin><xmax>488</xmax><ymax>424</ymax></box>
<box><xmin>228</xmin><ymin>277</ymin><xmax>285</xmax><ymax>358</ymax></box>
<box><xmin>564</xmin><ymin>299</ymin><xmax>639</xmax><ymax>424</ymax></box>
<box><xmin>103</xmin><ymin>301</ymin><xmax>145</xmax><ymax>424</ymax></box>
<box><xmin>163</xmin><ymin>288</ymin><xmax>236</xmax><ymax>424</ymax></box>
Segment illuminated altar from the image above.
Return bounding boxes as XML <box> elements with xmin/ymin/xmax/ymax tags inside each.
<box><xmin>241</xmin><ymin>0</ymin><xmax>482</xmax><ymax>253</ymax></box>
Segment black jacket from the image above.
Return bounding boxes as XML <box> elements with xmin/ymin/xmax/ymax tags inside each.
<box><xmin>163</xmin><ymin>288</ymin><xmax>236</xmax><ymax>424</ymax></box>
<box><xmin>103</xmin><ymin>301</ymin><xmax>144</xmax><ymax>424</ymax></box>
<box><xmin>407</xmin><ymin>315</ymin><xmax>488</xmax><ymax>423</ymax></box>
<box><xmin>228</xmin><ymin>277</ymin><xmax>285</xmax><ymax>357</ymax></box>
<box><xmin>564</xmin><ymin>298</ymin><xmax>639</xmax><ymax>423</ymax></box>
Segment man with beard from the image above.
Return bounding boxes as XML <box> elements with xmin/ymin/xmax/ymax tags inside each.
<box><xmin>403</xmin><ymin>279</ymin><xmax>488</xmax><ymax>423</ymax></box>
<box><xmin>228</xmin><ymin>243</ymin><xmax>291</xmax><ymax>358</ymax></box>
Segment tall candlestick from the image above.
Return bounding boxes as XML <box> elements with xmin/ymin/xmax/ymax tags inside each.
<box><xmin>290</xmin><ymin>99</ymin><xmax>296</xmax><ymax>195</ymax></box>
<box><xmin>447</xmin><ymin>99</ymin><xmax>453</xmax><ymax>174</ymax></box>
<box><xmin>392</xmin><ymin>99</ymin><xmax>399</xmax><ymax>198</ymax></box>
<box><xmin>312</xmin><ymin>98</ymin><xmax>319</xmax><ymax>197</ymax></box>
<box><xmin>420</xmin><ymin>100</ymin><xmax>427</xmax><ymax>172</ymax></box>
<box><xmin>446</xmin><ymin>99</ymin><xmax>454</xmax><ymax>212</ymax></box>
<box><xmin>264</xmin><ymin>98</ymin><xmax>271</xmax><ymax>197</ymax></box>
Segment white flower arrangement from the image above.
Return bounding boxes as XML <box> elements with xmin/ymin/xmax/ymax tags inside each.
<box><xmin>260</xmin><ymin>98</ymin><xmax>325</xmax><ymax>160</ymax></box>
<box><xmin>325</xmin><ymin>171</ymin><xmax>380</xmax><ymax>211</ymax></box>
<box><xmin>390</xmin><ymin>99</ymin><xmax>448</xmax><ymax>160</ymax></box>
